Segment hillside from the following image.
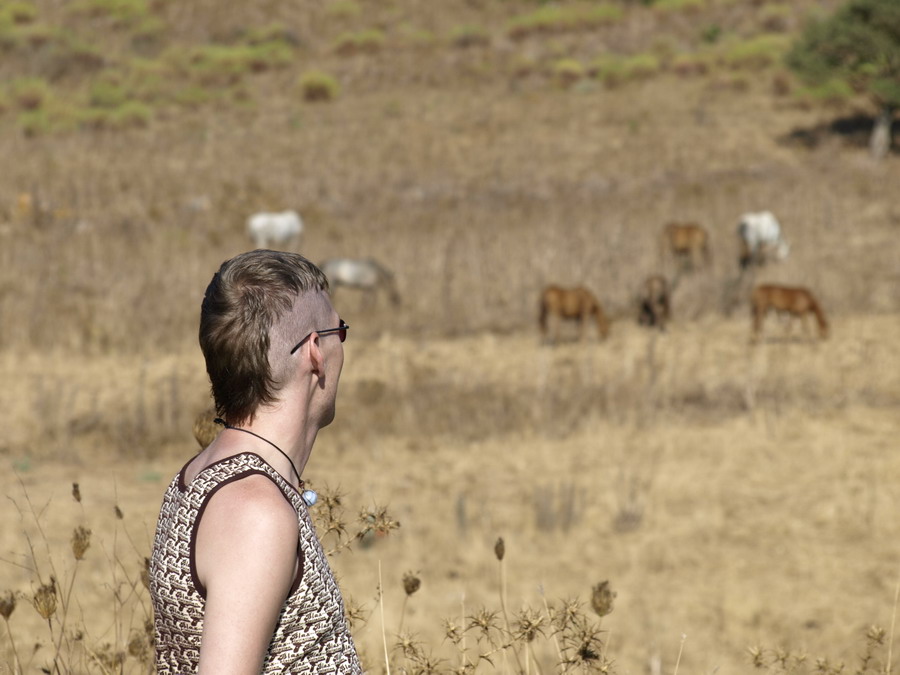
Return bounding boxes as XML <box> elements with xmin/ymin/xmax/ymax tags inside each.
<box><xmin>2</xmin><ymin>0</ymin><xmax>900</xmax><ymax>673</ymax></box>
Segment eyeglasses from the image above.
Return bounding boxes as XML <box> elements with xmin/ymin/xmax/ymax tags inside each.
<box><xmin>289</xmin><ymin>319</ymin><xmax>349</xmax><ymax>355</ymax></box>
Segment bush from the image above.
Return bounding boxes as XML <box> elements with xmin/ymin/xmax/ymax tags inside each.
<box><xmin>652</xmin><ymin>0</ymin><xmax>705</xmax><ymax>12</ymax></box>
<box><xmin>325</xmin><ymin>1</ymin><xmax>361</xmax><ymax>19</ymax></box>
<box><xmin>759</xmin><ymin>4</ymin><xmax>791</xmax><ymax>32</ymax></box>
<box><xmin>332</xmin><ymin>29</ymin><xmax>384</xmax><ymax>55</ymax></box>
<box><xmin>671</xmin><ymin>51</ymin><xmax>716</xmax><ymax>76</ymax></box>
<box><xmin>553</xmin><ymin>58</ymin><xmax>585</xmax><ymax>88</ymax></box>
<box><xmin>66</xmin><ymin>0</ymin><xmax>150</xmax><ymax>27</ymax></box>
<box><xmin>590</xmin><ymin>53</ymin><xmax>661</xmax><ymax>86</ymax></box>
<box><xmin>18</xmin><ymin>108</ymin><xmax>52</xmax><ymax>136</ymax></box>
<box><xmin>1</xmin><ymin>2</ymin><xmax>38</xmax><ymax>25</ymax></box>
<box><xmin>10</xmin><ymin>77</ymin><xmax>50</xmax><ymax>110</ymax></box>
<box><xmin>89</xmin><ymin>76</ymin><xmax>129</xmax><ymax>108</ymax></box>
<box><xmin>299</xmin><ymin>71</ymin><xmax>339</xmax><ymax>102</ymax></box>
<box><xmin>507</xmin><ymin>4</ymin><xmax>623</xmax><ymax>40</ymax></box>
<box><xmin>722</xmin><ymin>33</ymin><xmax>789</xmax><ymax>70</ymax></box>
<box><xmin>449</xmin><ymin>24</ymin><xmax>490</xmax><ymax>48</ymax></box>
<box><xmin>796</xmin><ymin>78</ymin><xmax>855</xmax><ymax>106</ymax></box>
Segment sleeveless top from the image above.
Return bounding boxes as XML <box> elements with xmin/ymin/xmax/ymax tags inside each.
<box><xmin>149</xmin><ymin>452</ymin><xmax>362</xmax><ymax>674</ymax></box>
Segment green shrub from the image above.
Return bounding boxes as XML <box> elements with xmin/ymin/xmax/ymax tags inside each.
<box><xmin>10</xmin><ymin>77</ymin><xmax>50</xmax><ymax>110</ymax></box>
<box><xmin>553</xmin><ymin>58</ymin><xmax>584</xmax><ymax>87</ymax></box>
<box><xmin>796</xmin><ymin>78</ymin><xmax>855</xmax><ymax>105</ymax></box>
<box><xmin>652</xmin><ymin>0</ymin><xmax>705</xmax><ymax>11</ymax></box>
<box><xmin>333</xmin><ymin>29</ymin><xmax>384</xmax><ymax>55</ymax></box>
<box><xmin>759</xmin><ymin>4</ymin><xmax>791</xmax><ymax>32</ymax></box>
<box><xmin>17</xmin><ymin>22</ymin><xmax>58</xmax><ymax>48</ymax></box>
<box><xmin>507</xmin><ymin>4</ymin><xmax>622</xmax><ymax>40</ymax></box>
<box><xmin>590</xmin><ymin>53</ymin><xmax>661</xmax><ymax>86</ymax></box>
<box><xmin>723</xmin><ymin>33</ymin><xmax>789</xmax><ymax>70</ymax></box>
<box><xmin>298</xmin><ymin>70</ymin><xmax>339</xmax><ymax>102</ymax></box>
<box><xmin>107</xmin><ymin>100</ymin><xmax>151</xmax><ymax>128</ymax></box>
<box><xmin>244</xmin><ymin>42</ymin><xmax>294</xmax><ymax>72</ymax></box>
<box><xmin>170</xmin><ymin>85</ymin><xmax>211</xmax><ymax>107</ymax></box>
<box><xmin>670</xmin><ymin>51</ymin><xmax>716</xmax><ymax>76</ymax></box>
<box><xmin>325</xmin><ymin>1</ymin><xmax>361</xmax><ymax>19</ymax></box>
<box><xmin>66</xmin><ymin>0</ymin><xmax>149</xmax><ymax>26</ymax></box>
<box><xmin>700</xmin><ymin>23</ymin><xmax>722</xmax><ymax>44</ymax></box>
<box><xmin>449</xmin><ymin>24</ymin><xmax>490</xmax><ymax>48</ymax></box>
<box><xmin>242</xmin><ymin>23</ymin><xmax>297</xmax><ymax>47</ymax></box>
<box><xmin>1</xmin><ymin>1</ymin><xmax>38</xmax><ymax>25</ymax></box>
<box><xmin>18</xmin><ymin>108</ymin><xmax>52</xmax><ymax>136</ymax></box>
<box><xmin>89</xmin><ymin>76</ymin><xmax>129</xmax><ymax>108</ymax></box>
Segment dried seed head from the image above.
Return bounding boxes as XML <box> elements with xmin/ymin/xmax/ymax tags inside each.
<box><xmin>192</xmin><ymin>407</ymin><xmax>219</xmax><ymax>449</ymax></box>
<box><xmin>114</xmin><ymin>505</ymin><xmax>124</xmax><ymax>520</ymax></box>
<box><xmin>866</xmin><ymin>625</ymin><xmax>886</xmax><ymax>645</ymax></box>
<box><xmin>402</xmin><ymin>571</ymin><xmax>421</xmax><ymax>596</ymax></box>
<box><xmin>71</xmin><ymin>526</ymin><xmax>92</xmax><ymax>561</ymax></box>
<box><xmin>33</xmin><ymin>579</ymin><xmax>57</xmax><ymax>620</ymax></box>
<box><xmin>494</xmin><ymin>537</ymin><xmax>505</xmax><ymax>561</ymax></box>
<box><xmin>71</xmin><ymin>483</ymin><xmax>81</xmax><ymax>503</ymax></box>
<box><xmin>442</xmin><ymin>617</ymin><xmax>463</xmax><ymax>644</ymax></box>
<box><xmin>468</xmin><ymin>607</ymin><xmax>500</xmax><ymax>637</ymax></box>
<box><xmin>590</xmin><ymin>580</ymin><xmax>615</xmax><ymax>618</ymax></box>
<box><xmin>344</xmin><ymin>597</ymin><xmax>367</xmax><ymax>630</ymax></box>
<box><xmin>141</xmin><ymin>557</ymin><xmax>151</xmax><ymax>591</ymax></box>
<box><xmin>0</xmin><ymin>590</ymin><xmax>16</xmax><ymax>620</ymax></box>
<box><xmin>514</xmin><ymin>607</ymin><xmax>546</xmax><ymax>642</ymax></box>
<box><xmin>393</xmin><ymin>632</ymin><xmax>423</xmax><ymax>660</ymax></box>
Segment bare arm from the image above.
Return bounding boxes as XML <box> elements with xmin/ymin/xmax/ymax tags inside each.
<box><xmin>195</xmin><ymin>475</ymin><xmax>299</xmax><ymax>675</ymax></box>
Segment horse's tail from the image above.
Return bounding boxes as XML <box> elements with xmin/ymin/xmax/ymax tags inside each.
<box><xmin>808</xmin><ymin>295</ymin><xmax>828</xmax><ymax>338</ymax></box>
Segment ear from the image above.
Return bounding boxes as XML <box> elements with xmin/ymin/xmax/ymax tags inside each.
<box><xmin>307</xmin><ymin>333</ymin><xmax>326</xmax><ymax>378</ymax></box>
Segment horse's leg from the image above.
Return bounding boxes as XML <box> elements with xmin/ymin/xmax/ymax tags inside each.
<box><xmin>752</xmin><ymin>303</ymin><xmax>764</xmax><ymax>343</ymax></box>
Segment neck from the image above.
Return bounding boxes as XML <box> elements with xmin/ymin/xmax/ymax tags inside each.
<box><xmin>218</xmin><ymin>407</ymin><xmax>319</xmax><ymax>484</ymax></box>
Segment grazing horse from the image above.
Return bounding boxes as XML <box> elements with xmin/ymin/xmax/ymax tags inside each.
<box><xmin>751</xmin><ymin>284</ymin><xmax>828</xmax><ymax>342</ymax></box>
<box><xmin>247</xmin><ymin>210</ymin><xmax>304</xmax><ymax>249</ymax></box>
<box><xmin>539</xmin><ymin>285</ymin><xmax>610</xmax><ymax>344</ymax></box>
<box><xmin>738</xmin><ymin>211</ymin><xmax>789</xmax><ymax>269</ymax></box>
<box><xmin>661</xmin><ymin>222</ymin><xmax>711</xmax><ymax>270</ymax></box>
<box><xmin>638</xmin><ymin>275</ymin><xmax>671</xmax><ymax>331</ymax></box>
<box><xmin>320</xmin><ymin>258</ymin><xmax>401</xmax><ymax>307</ymax></box>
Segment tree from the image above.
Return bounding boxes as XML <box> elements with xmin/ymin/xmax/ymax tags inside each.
<box><xmin>786</xmin><ymin>0</ymin><xmax>900</xmax><ymax>159</ymax></box>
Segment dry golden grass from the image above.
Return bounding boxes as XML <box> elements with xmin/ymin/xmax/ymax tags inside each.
<box><xmin>2</xmin><ymin>0</ymin><xmax>900</xmax><ymax>672</ymax></box>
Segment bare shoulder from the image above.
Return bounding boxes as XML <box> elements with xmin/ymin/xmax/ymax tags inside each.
<box><xmin>203</xmin><ymin>473</ymin><xmax>298</xmax><ymax>541</ymax></box>
<box><xmin>196</xmin><ymin>473</ymin><xmax>299</xmax><ymax>595</ymax></box>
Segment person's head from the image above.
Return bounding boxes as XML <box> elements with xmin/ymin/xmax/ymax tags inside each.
<box><xmin>199</xmin><ymin>250</ymin><xmax>338</xmax><ymax>426</ymax></box>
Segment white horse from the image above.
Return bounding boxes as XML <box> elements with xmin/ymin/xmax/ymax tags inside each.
<box><xmin>247</xmin><ymin>210</ymin><xmax>303</xmax><ymax>249</ymax></box>
<box><xmin>320</xmin><ymin>258</ymin><xmax>400</xmax><ymax>307</ymax></box>
<box><xmin>737</xmin><ymin>211</ymin><xmax>789</xmax><ymax>269</ymax></box>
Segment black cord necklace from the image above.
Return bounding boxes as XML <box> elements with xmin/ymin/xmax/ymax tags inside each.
<box><xmin>214</xmin><ymin>418</ymin><xmax>302</xmax><ymax>486</ymax></box>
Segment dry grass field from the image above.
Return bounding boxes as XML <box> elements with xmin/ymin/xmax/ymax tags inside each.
<box><xmin>2</xmin><ymin>0</ymin><xmax>900</xmax><ymax>672</ymax></box>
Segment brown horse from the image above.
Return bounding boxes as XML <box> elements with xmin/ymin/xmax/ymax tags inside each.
<box><xmin>751</xmin><ymin>284</ymin><xmax>828</xmax><ymax>342</ymax></box>
<box><xmin>638</xmin><ymin>274</ymin><xmax>671</xmax><ymax>331</ymax></box>
<box><xmin>539</xmin><ymin>285</ymin><xmax>610</xmax><ymax>344</ymax></box>
<box><xmin>661</xmin><ymin>222</ymin><xmax>711</xmax><ymax>270</ymax></box>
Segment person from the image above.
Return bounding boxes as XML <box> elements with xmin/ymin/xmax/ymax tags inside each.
<box><xmin>149</xmin><ymin>250</ymin><xmax>362</xmax><ymax>674</ymax></box>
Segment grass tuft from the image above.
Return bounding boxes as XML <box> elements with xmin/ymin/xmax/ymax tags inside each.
<box><xmin>298</xmin><ymin>70</ymin><xmax>340</xmax><ymax>102</ymax></box>
<box><xmin>507</xmin><ymin>4</ymin><xmax>623</xmax><ymax>40</ymax></box>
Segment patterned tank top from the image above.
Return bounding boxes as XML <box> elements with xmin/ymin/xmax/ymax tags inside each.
<box><xmin>149</xmin><ymin>452</ymin><xmax>362</xmax><ymax>674</ymax></box>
